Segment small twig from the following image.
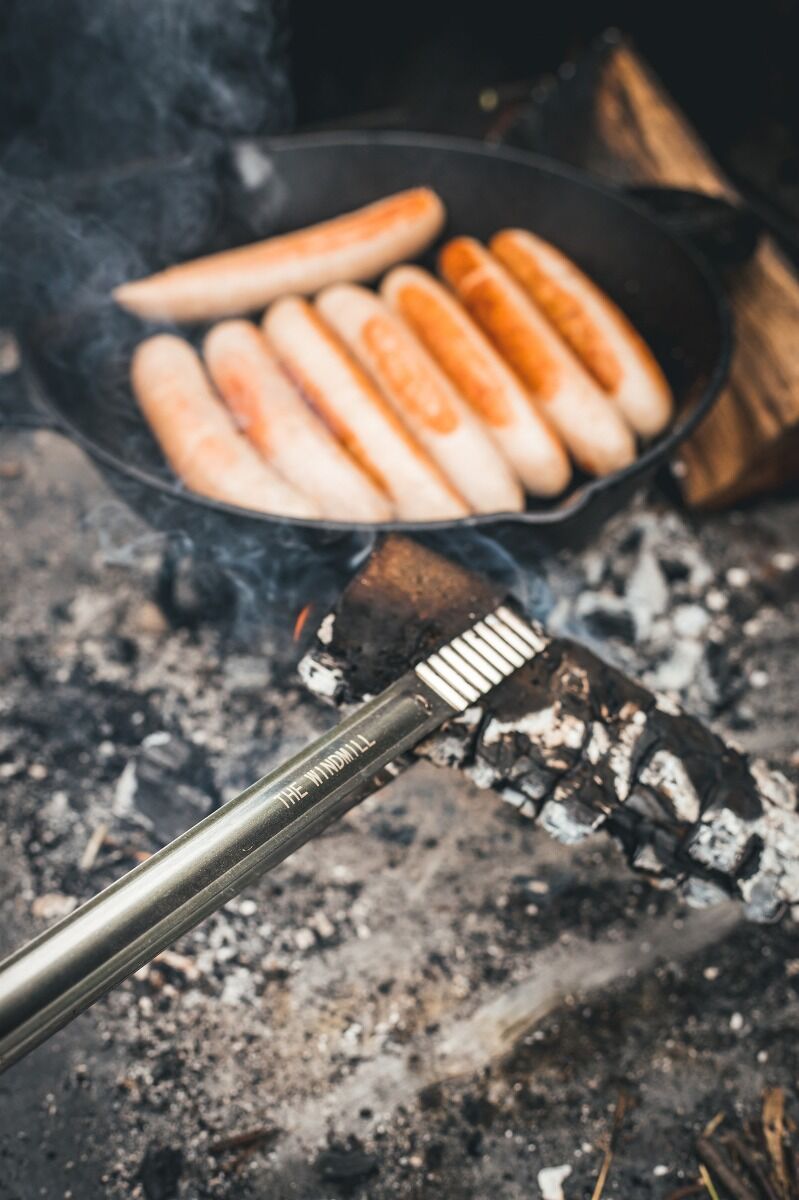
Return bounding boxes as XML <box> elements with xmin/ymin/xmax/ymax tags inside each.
<box><xmin>699</xmin><ymin>1164</ymin><xmax>721</xmax><ymax>1200</ymax></box>
<box><xmin>154</xmin><ymin>949</ymin><xmax>200</xmax><ymax>983</ymax></box>
<box><xmin>220</xmin><ymin>1142</ymin><xmax>263</xmax><ymax>1174</ymax></box>
<box><xmin>762</xmin><ymin>1087</ymin><xmax>791</xmax><ymax>1200</ymax></box>
<box><xmin>664</xmin><ymin>1185</ymin><xmax>704</xmax><ymax>1200</ymax></box>
<box><xmin>696</xmin><ymin>1137</ymin><xmax>759</xmax><ymax>1200</ymax></box>
<box><xmin>590</xmin><ymin>1090</ymin><xmax>629</xmax><ymax>1200</ymax></box>
<box><xmin>722</xmin><ymin>1132</ymin><xmax>781</xmax><ymax>1200</ymax></box>
<box><xmin>704</xmin><ymin>1111</ymin><xmax>726</xmax><ymax>1139</ymax></box>
<box><xmin>79</xmin><ymin>823</ymin><xmax>109</xmax><ymax>871</ymax></box>
<box><xmin>208</xmin><ymin>1126</ymin><xmax>280</xmax><ymax>1156</ymax></box>
<box><xmin>100</xmin><ymin>836</ymin><xmax>152</xmax><ymax>864</ymax></box>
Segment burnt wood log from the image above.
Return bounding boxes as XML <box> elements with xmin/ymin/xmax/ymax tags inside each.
<box><xmin>506</xmin><ymin>36</ymin><xmax>799</xmax><ymax>508</ymax></box>
<box><xmin>299</xmin><ymin>537</ymin><xmax>799</xmax><ymax>922</ymax></box>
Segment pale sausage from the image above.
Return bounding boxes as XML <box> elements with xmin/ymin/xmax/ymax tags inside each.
<box><xmin>130</xmin><ymin>334</ymin><xmax>319</xmax><ymax>518</ymax></box>
<box><xmin>381</xmin><ymin>265</ymin><xmax>571</xmax><ymax>496</ymax></box>
<box><xmin>203</xmin><ymin>319</ymin><xmax>393</xmax><ymax>522</ymax></box>
<box><xmin>263</xmin><ymin>297</ymin><xmax>469</xmax><ymax>521</ymax></box>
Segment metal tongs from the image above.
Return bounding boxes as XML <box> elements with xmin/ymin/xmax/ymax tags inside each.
<box><xmin>0</xmin><ymin>604</ymin><xmax>543</xmax><ymax>1073</ymax></box>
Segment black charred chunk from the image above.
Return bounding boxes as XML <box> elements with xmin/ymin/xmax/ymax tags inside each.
<box><xmin>315</xmin><ymin>1137</ymin><xmax>379</xmax><ymax>1185</ymax></box>
<box><xmin>138</xmin><ymin>1143</ymin><xmax>184</xmax><ymax>1200</ymax></box>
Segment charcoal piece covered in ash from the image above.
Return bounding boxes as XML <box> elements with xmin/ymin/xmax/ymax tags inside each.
<box><xmin>155</xmin><ymin>548</ymin><xmax>239</xmax><ymax>630</ymax></box>
<box><xmin>114</xmin><ymin>732</ymin><xmax>218</xmax><ymax>843</ymax></box>
<box><xmin>299</xmin><ymin>537</ymin><xmax>799</xmax><ymax>921</ymax></box>
<box><xmin>575</xmin><ymin>593</ymin><xmax>637</xmax><ymax>643</ymax></box>
<box><xmin>137</xmin><ymin>1143</ymin><xmax>184</xmax><ymax>1200</ymax></box>
<box><xmin>315</xmin><ymin>1137</ymin><xmax>379</xmax><ymax>1183</ymax></box>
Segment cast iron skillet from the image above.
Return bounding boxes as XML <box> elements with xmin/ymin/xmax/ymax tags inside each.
<box><xmin>8</xmin><ymin>132</ymin><xmax>732</xmax><ymax>561</ymax></box>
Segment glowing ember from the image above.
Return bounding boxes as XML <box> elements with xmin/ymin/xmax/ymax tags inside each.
<box><xmin>293</xmin><ymin>602</ymin><xmax>314</xmax><ymax>642</ymax></box>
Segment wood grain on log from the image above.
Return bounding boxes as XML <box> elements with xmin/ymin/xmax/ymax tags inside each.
<box><xmin>299</xmin><ymin>537</ymin><xmax>799</xmax><ymax>922</ymax></box>
<box><xmin>509</xmin><ymin>39</ymin><xmax>799</xmax><ymax>507</ymax></box>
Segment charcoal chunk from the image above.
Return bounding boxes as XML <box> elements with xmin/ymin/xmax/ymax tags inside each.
<box><xmin>138</xmin><ymin>1144</ymin><xmax>183</xmax><ymax>1200</ymax></box>
<box><xmin>315</xmin><ymin>1138</ymin><xmax>378</xmax><ymax>1183</ymax></box>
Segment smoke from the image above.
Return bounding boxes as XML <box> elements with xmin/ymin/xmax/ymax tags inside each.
<box><xmin>0</xmin><ymin>0</ymin><xmax>293</xmax><ymax>322</ymax></box>
<box><xmin>0</xmin><ymin>4</ymin><xmax>557</xmax><ymax>636</ymax></box>
<box><xmin>418</xmin><ymin>527</ymin><xmax>554</xmax><ymax>622</ymax></box>
<box><xmin>0</xmin><ymin>0</ymin><xmax>322</xmax><ymax>636</ymax></box>
<box><xmin>0</xmin><ymin>0</ymin><xmax>293</xmax><ymax>174</ymax></box>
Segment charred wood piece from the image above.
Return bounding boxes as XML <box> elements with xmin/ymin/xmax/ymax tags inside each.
<box><xmin>299</xmin><ymin>538</ymin><xmax>799</xmax><ymax>922</ymax></box>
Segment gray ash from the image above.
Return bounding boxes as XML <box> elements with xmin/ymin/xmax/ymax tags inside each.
<box><xmin>2</xmin><ymin>429</ymin><xmax>799</xmax><ymax>1197</ymax></box>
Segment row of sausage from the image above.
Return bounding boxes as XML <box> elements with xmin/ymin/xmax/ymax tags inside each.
<box><xmin>120</xmin><ymin>188</ymin><xmax>673</xmax><ymax>521</ymax></box>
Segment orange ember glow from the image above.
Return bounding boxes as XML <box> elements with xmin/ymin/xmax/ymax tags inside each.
<box><xmin>293</xmin><ymin>602</ymin><xmax>314</xmax><ymax>642</ymax></box>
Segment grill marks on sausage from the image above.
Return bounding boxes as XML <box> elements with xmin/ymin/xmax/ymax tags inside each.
<box><xmin>440</xmin><ymin>243</ymin><xmax>561</xmax><ymax>400</ymax></box>
<box><xmin>264</xmin><ymin>297</ymin><xmax>468</xmax><ymax>520</ymax></box>
<box><xmin>381</xmin><ymin>267</ymin><xmax>572</xmax><ymax>498</ymax></box>
<box><xmin>494</xmin><ymin>239</ymin><xmax>625</xmax><ymax>394</ymax></box>
<box><xmin>361</xmin><ymin>314</ymin><xmax>460</xmax><ymax>434</ymax></box>
<box><xmin>316</xmin><ymin>284</ymin><xmax>523</xmax><ymax>513</ymax></box>
<box><xmin>491</xmin><ymin>229</ymin><xmax>673</xmax><ymax>438</ymax></box>
<box><xmin>387</xmin><ymin>282</ymin><xmax>513</xmax><ymax>428</ymax></box>
<box><xmin>440</xmin><ymin>238</ymin><xmax>637</xmax><ymax>477</ymax></box>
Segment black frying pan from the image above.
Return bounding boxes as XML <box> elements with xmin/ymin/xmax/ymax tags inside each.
<box><xmin>7</xmin><ymin>132</ymin><xmax>732</xmax><ymax>563</ymax></box>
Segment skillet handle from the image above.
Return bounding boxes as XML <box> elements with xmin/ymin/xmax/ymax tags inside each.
<box><xmin>623</xmin><ymin>186</ymin><xmax>760</xmax><ymax>269</ymax></box>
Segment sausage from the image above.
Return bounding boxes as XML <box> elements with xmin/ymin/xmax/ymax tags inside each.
<box><xmin>130</xmin><ymin>334</ymin><xmax>320</xmax><ymax>519</ymax></box>
<box><xmin>203</xmin><ymin>320</ymin><xmax>393</xmax><ymax>522</ymax></box>
<box><xmin>381</xmin><ymin>266</ymin><xmax>571</xmax><ymax>497</ymax></box>
<box><xmin>113</xmin><ymin>188</ymin><xmax>446</xmax><ymax>323</ymax></box>
<box><xmin>263</xmin><ymin>297</ymin><xmax>469</xmax><ymax>522</ymax></box>
<box><xmin>491</xmin><ymin>229</ymin><xmax>673</xmax><ymax>437</ymax></box>
<box><xmin>316</xmin><ymin>284</ymin><xmax>524</xmax><ymax>514</ymax></box>
<box><xmin>438</xmin><ymin>238</ymin><xmax>636</xmax><ymax>477</ymax></box>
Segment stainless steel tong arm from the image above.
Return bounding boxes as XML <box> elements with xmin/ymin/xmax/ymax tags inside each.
<box><xmin>0</xmin><ymin>604</ymin><xmax>543</xmax><ymax>1073</ymax></box>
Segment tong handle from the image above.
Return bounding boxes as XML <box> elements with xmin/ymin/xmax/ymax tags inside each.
<box><xmin>0</xmin><ymin>675</ymin><xmax>448</xmax><ymax>1075</ymax></box>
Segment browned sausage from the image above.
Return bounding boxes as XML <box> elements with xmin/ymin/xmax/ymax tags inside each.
<box><xmin>381</xmin><ymin>265</ymin><xmax>571</xmax><ymax>496</ymax></box>
<box><xmin>316</xmin><ymin>284</ymin><xmax>524</xmax><ymax>513</ymax></box>
<box><xmin>114</xmin><ymin>188</ymin><xmax>446</xmax><ymax>323</ymax></box>
<box><xmin>439</xmin><ymin>238</ymin><xmax>636</xmax><ymax>476</ymax></box>
<box><xmin>491</xmin><ymin>229</ymin><xmax>672</xmax><ymax>437</ymax></box>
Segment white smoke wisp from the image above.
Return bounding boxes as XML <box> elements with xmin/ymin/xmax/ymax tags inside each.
<box><xmin>1</xmin><ymin>0</ymin><xmax>293</xmax><ymax>175</ymax></box>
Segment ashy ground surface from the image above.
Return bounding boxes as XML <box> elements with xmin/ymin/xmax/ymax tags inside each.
<box><xmin>0</xmin><ymin>429</ymin><xmax>797</xmax><ymax>1199</ymax></box>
